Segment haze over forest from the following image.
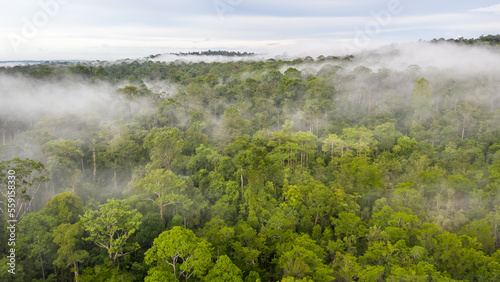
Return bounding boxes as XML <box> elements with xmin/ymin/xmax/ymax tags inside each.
<box><xmin>1</xmin><ymin>36</ymin><xmax>500</xmax><ymax>281</ymax></box>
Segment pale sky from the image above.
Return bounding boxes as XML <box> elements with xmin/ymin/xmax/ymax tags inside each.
<box><xmin>1</xmin><ymin>0</ymin><xmax>499</xmax><ymax>60</ymax></box>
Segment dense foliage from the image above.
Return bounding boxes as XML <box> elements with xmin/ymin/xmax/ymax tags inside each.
<box><xmin>1</xmin><ymin>44</ymin><xmax>500</xmax><ymax>281</ymax></box>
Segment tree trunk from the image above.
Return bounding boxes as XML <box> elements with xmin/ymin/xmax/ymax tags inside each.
<box><xmin>317</xmin><ymin>169</ymin><xmax>323</xmax><ymax>181</ymax></box>
<box><xmin>495</xmin><ymin>223</ymin><xmax>498</xmax><ymax>248</ymax></box>
<box><xmin>47</xmin><ymin>181</ymin><xmax>53</xmax><ymax>198</ymax></box>
<box><xmin>93</xmin><ymin>139</ymin><xmax>96</xmax><ymax>182</ymax></box>
<box><xmin>109</xmin><ymin>236</ymin><xmax>115</xmax><ymax>266</ymax></box>
<box><xmin>173</xmin><ymin>262</ymin><xmax>177</xmax><ymax>280</ymax></box>
<box><xmin>301</xmin><ymin>145</ymin><xmax>303</xmax><ymax>166</ymax></box>
<box><xmin>240</xmin><ymin>167</ymin><xmax>244</xmax><ymax>189</ymax></box>
<box><xmin>39</xmin><ymin>247</ymin><xmax>45</xmax><ymax>280</ymax></box>
<box><xmin>316</xmin><ymin>117</ymin><xmax>319</xmax><ymax>140</ymax></box>
<box><xmin>368</xmin><ymin>89</ymin><xmax>372</xmax><ymax>113</ymax></box>
<box><xmin>71</xmin><ymin>174</ymin><xmax>78</xmax><ymax>194</ymax></box>
<box><xmin>277</xmin><ymin>116</ymin><xmax>280</xmax><ymax>131</ymax></box>
<box><xmin>74</xmin><ymin>261</ymin><xmax>79</xmax><ymax>280</ymax></box>
<box><xmin>113</xmin><ymin>170</ymin><xmax>117</xmax><ymax>190</ymax></box>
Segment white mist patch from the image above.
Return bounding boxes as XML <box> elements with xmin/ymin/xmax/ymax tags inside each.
<box><xmin>142</xmin><ymin>80</ymin><xmax>179</xmax><ymax>98</ymax></box>
<box><xmin>0</xmin><ymin>74</ymin><xmax>117</xmax><ymax>122</ymax></box>
<box><xmin>350</xmin><ymin>42</ymin><xmax>500</xmax><ymax>76</ymax></box>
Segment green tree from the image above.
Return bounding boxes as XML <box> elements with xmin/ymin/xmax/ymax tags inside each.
<box><xmin>144</xmin><ymin>126</ymin><xmax>184</xmax><ymax>171</ymax></box>
<box><xmin>203</xmin><ymin>255</ymin><xmax>243</xmax><ymax>282</ymax></box>
<box><xmin>200</xmin><ymin>218</ymin><xmax>235</xmax><ymax>256</ymax></box>
<box><xmin>277</xmin><ymin>233</ymin><xmax>333</xmax><ymax>281</ymax></box>
<box><xmin>145</xmin><ymin>226</ymin><xmax>213</xmax><ymax>281</ymax></box>
<box><xmin>331</xmin><ymin>252</ymin><xmax>359</xmax><ymax>282</ymax></box>
<box><xmin>117</xmin><ymin>85</ymin><xmax>147</xmax><ymax>116</ymax></box>
<box><xmin>462</xmin><ymin>219</ymin><xmax>495</xmax><ymax>255</ymax></box>
<box><xmin>332</xmin><ymin>212</ymin><xmax>368</xmax><ymax>255</ymax></box>
<box><xmin>53</xmin><ymin>222</ymin><xmax>89</xmax><ymax>280</ymax></box>
<box><xmin>155</xmin><ymin>98</ymin><xmax>186</xmax><ymax>128</ymax></box>
<box><xmin>412</xmin><ymin>78</ymin><xmax>433</xmax><ymax>123</ymax></box>
<box><xmin>284</xmin><ymin>181</ymin><xmax>359</xmax><ymax>229</ymax></box>
<box><xmin>99</xmin><ymin>125</ymin><xmax>143</xmax><ymax>190</ymax></box>
<box><xmin>0</xmin><ymin>157</ymin><xmax>50</xmax><ymax>221</ymax></box>
<box><xmin>42</xmin><ymin>139</ymin><xmax>83</xmax><ymax>194</ymax></box>
<box><xmin>342</xmin><ymin>126</ymin><xmax>377</xmax><ymax>156</ymax></box>
<box><xmin>80</xmin><ymin>199</ymin><xmax>142</xmax><ymax>267</ymax></box>
<box><xmin>456</xmin><ymin>102</ymin><xmax>480</xmax><ymax>139</ymax></box>
<box><xmin>373</xmin><ymin>122</ymin><xmax>399</xmax><ymax>152</ymax></box>
<box><xmin>44</xmin><ymin>192</ymin><xmax>84</xmax><ymax>225</ymax></box>
<box><xmin>322</xmin><ymin>134</ymin><xmax>346</xmax><ymax>160</ymax></box>
<box><xmin>17</xmin><ymin>210</ymin><xmax>57</xmax><ymax>280</ymax></box>
<box><xmin>136</xmin><ymin>169</ymin><xmax>191</xmax><ymax>220</ymax></box>
<box><xmin>0</xmin><ymin>257</ymin><xmax>25</xmax><ymax>281</ymax></box>
<box><xmin>230</xmin><ymin>221</ymin><xmax>266</xmax><ymax>273</ymax></box>
<box><xmin>214</xmin><ymin>108</ymin><xmax>250</xmax><ymax>149</ymax></box>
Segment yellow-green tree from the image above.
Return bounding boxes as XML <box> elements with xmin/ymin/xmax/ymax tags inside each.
<box><xmin>80</xmin><ymin>199</ymin><xmax>142</xmax><ymax>267</ymax></box>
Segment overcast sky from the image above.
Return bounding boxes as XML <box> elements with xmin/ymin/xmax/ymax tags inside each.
<box><xmin>1</xmin><ymin>0</ymin><xmax>499</xmax><ymax>61</ymax></box>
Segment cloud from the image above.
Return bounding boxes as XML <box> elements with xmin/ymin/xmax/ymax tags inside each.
<box><xmin>1</xmin><ymin>1</ymin><xmax>500</xmax><ymax>61</ymax></box>
<box><xmin>470</xmin><ymin>4</ymin><xmax>500</xmax><ymax>14</ymax></box>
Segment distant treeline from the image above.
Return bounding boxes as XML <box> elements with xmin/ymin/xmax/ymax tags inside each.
<box><xmin>148</xmin><ymin>50</ymin><xmax>256</xmax><ymax>59</ymax></box>
<box><xmin>430</xmin><ymin>34</ymin><xmax>500</xmax><ymax>46</ymax></box>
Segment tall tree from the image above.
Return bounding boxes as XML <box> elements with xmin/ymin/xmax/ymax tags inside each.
<box><xmin>17</xmin><ymin>211</ymin><xmax>57</xmax><ymax>281</ymax></box>
<box><xmin>80</xmin><ymin>199</ymin><xmax>142</xmax><ymax>267</ymax></box>
<box><xmin>144</xmin><ymin>127</ymin><xmax>184</xmax><ymax>171</ymax></box>
<box><xmin>42</xmin><ymin>139</ymin><xmax>83</xmax><ymax>195</ymax></box>
<box><xmin>145</xmin><ymin>226</ymin><xmax>213</xmax><ymax>281</ymax></box>
<box><xmin>53</xmin><ymin>222</ymin><xmax>89</xmax><ymax>280</ymax></box>
<box><xmin>136</xmin><ymin>169</ymin><xmax>191</xmax><ymax>219</ymax></box>
<box><xmin>277</xmin><ymin>233</ymin><xmax>334</xmax><ymax>281</ymax></box>
<box><xmin>411</xmin><ymin>78</ymin><xmax>434</xmax><ymax>124</ymax></box>
<box><xmin>44</xmin><ymin>192</ymin><xmax>84</xmax><ymax>225</ymax></box>
<box><xmin>0</xmin><ymin>158</ymin><xmax>50</xmax><ymax>221</ymax></box>
<box><xmin>203</xmin><ymin>255</ymin><xmax>243</xmax><ymax>282</ymax></box>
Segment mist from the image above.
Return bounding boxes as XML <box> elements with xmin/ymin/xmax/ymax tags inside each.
<box><xmin>2</xmin><ymin>41</ymin><xmax>499</xmax><ymax>141</ymax></box>
<box><xmin>2</xmin><ymin>41</ymin><xmax>499</xmax><ymax>124</ymax></box>
<box><xmin>1</xmin><ymin>74</ymin><xmax>115</xmax><ymax>122</ymax></box>
<box><xmin>1</xmin><ymin>40</ymin><xmax>499</xmax><ymax>206</ymax></box>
